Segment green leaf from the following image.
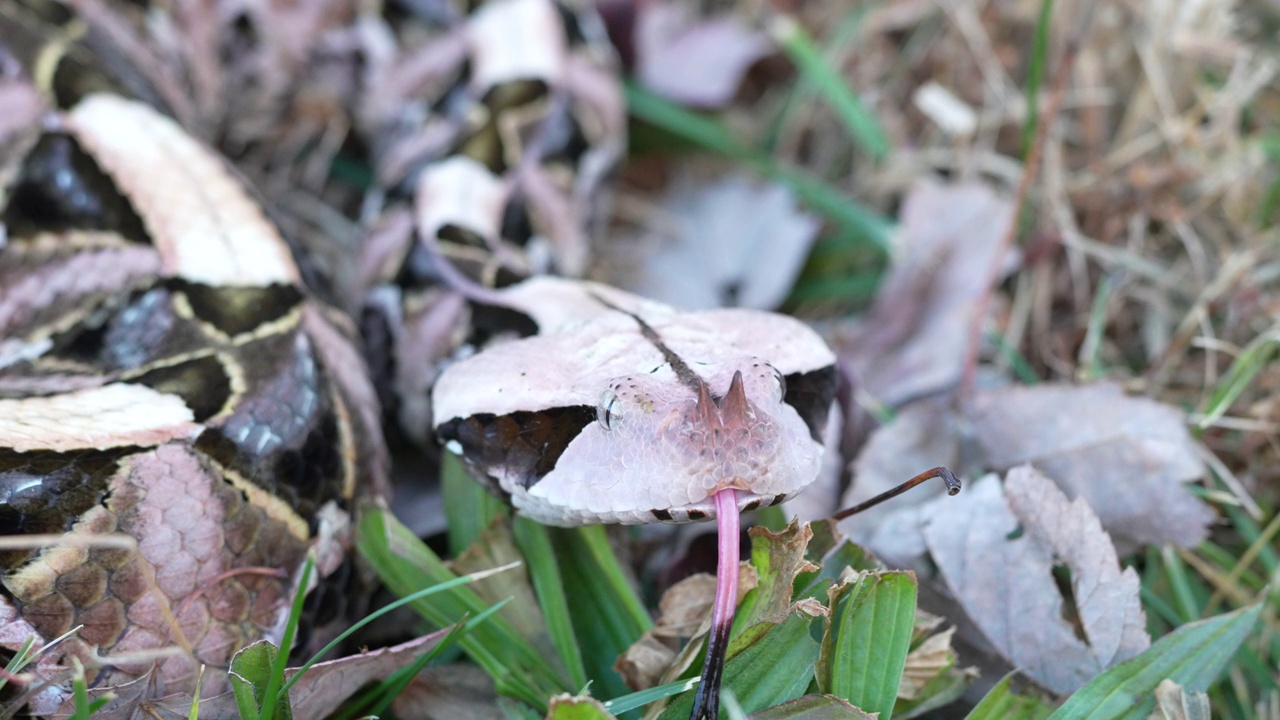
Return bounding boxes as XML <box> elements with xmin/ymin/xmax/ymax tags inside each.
<box><xmin>547</xmin><ymin>694</ymin><xmax>619</xmax><ymax>719</ymax></box>
<box><xmin>817</xmin><ymin>571</ymin><xmax>917</xmax><ymax>720</ymax></box>
<box><xmin>746</xmin><ymin>694</ymin><xmax>875</xmax><ymax>719</ymax></box>
<box><xmin>738</xmin><ymin>520</ymin><xmax>818</xmax><ymax>628</ymax></box>
<box><xmin>660</xmin><ymin>613</ymin><xmax>822</xmax><ymax>719</ymax></box>
<box><xmin>550</xmin><ymin>525</ymin><xmax>651</xmax><ymax>700</ymax></box>
<box><xmin>603</xmin><ymin>678</ymin><xmax>701</xmax><ymax>716</ymax></box>
<box><xmin>513</xmin><ymin>517</ymin><xmax>588</xmax><ymax>690</ymax></box>
<box><xmin>230</xmin><ymin>641</ymin><xmax>293</xmax><ymax>720</ymax></box>
<box><xmin>964</xmin><ymin>674</ymin><xmax>1056</xmax><ymax>720</ymax></box>
<box><xmin>442</xmin><ymin>451</ymin><xmax>508</xmax><ymax>555</ymax></box>
<box><xmin>1049</xmin><ymin>603</ymin><xmax>1262</xmax><ymax>720</ymax></box>
<box><xmin>768</xmin><ymin>16</ymin><xmax>889</xmax><ymax>159</ymax></box>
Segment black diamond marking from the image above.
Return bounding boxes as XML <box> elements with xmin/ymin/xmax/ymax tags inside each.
<box><xmin>0</xmin><ymin>447</ymin><xmax>135</xmax><ymax>571</ymax></box>
<box><xmin>174</xmin><ymin>281</ymin><xmax>303</xmax><ymax>337</ymax></box>
<box><xmin>2</xmin><ymin>133</ymin><xmax>149</xmax><ymax>243</ymax></box>
<box><xmin>128</xmin><ymin>355</ymin><xmax>232</xmax><ymax>422</ymax></box>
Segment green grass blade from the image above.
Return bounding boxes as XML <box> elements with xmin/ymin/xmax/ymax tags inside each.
<box><xmin>1048</xmin><ymin>603</ymin><xmax>1262</xmax><ymax>720</ymax></box>
<box><xmin>442</xmin><ymin>452</ymin><xmax>508</xmax><ymax>555</ymax></box>
<box><xmin>259</xmin><ymin>557</ymin><xmax>312</xmax><ymax>720</ymax></box>
<box><xmin>549</xmin><ymin>526</ymin><xmax>651</xmax><ymax>699</ymax></box>
<box><xmin>603</xmin><ymin>678</ymin><xmax>702</xmax><ymax>715</ymax></box>
<box><xmin>768</xmin><ymin>16</ymin><xmax>889</xmax><ymax>159</ymax></box>
<box><xmin>1021</xmin><ymin>0</ymin><xmax>1055</xmax><ymax>157</ymax></box>
<box><xmin>625</xmin><ymin>83</ymin><xmax>893</xmax><ymax>252</ymax></box>
<box><xmin>747</xmin><ymin>694</ymin><xmax>876</xmax><ymax>719</ymax></box>
<box><xmin>513</xmin><ymin>517</ymin><xmax>589</xmax><ymax>690</ymax></box>
<box><xmin>964</xmin><ymin>674</ymin><xmax>1055</xmax><ymax>720</ymax></box>
<box><xmin>357</xmin><ymin>503</ymin><xmax>569</xmax><ymax>708</ymax></box>
<box><xmin>816</xmin><ymin>571</ymin><xmax>918</xmax><ymax>719</ymax></box>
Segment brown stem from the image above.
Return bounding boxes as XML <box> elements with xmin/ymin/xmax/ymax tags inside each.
<box><xmin>831</xmin><ymin>466</ymin><xmax>961</xmax><ymax>522</ymax></box>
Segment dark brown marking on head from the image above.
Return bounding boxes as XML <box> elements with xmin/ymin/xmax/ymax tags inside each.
<box><xmin>687</xmin><ymin>509</ymin><xmax>707</xmax><ymax>521</ymax></box>
<box><xmin>783</xmin><ymin>365</ymin><xmax>838</xmax><ymax>442</ymax></box>
<box><xmin>436</xmin><ymin>405</ymin><xmax>596</xmax><ymax>488</ymax></box>
<box><xmin>586</xmin><ymin>292</ymin><xmax>704</xmax><ymax>395</ymax></box>
<box><xmin>651</xmin><ymin>508</ymin><xmax>674</xmax><ymax>522</ymax></box>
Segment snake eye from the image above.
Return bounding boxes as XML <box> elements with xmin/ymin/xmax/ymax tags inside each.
<box><xmin>773</xmin><ymin>367</ymin><xmax>787</xmax><ymax>400</ymax></box>
<box><xmin>597</xmin><ymin>388</ymin><xmax>620</xmax><ymax>430</ymax></box>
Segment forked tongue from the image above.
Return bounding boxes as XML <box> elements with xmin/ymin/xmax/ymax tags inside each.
<box><xmin>690</xmin><ymin>488</ymin><xmax>740</xmax><ymax>720</ymax></box>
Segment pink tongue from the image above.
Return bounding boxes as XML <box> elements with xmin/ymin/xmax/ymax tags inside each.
<box><xmin>690</xmin><ymin>488</ymin><xmax>740</xmax><ymax>720</ymax></box>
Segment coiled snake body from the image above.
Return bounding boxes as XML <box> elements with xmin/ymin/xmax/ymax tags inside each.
<box><xmin>0</xmin><ymin>0</ymin><xmax>839</xmax><ymax>714</ymax></box>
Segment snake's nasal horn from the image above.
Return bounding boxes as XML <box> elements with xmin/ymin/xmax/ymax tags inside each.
<box><xmin>695</xmin><ymin>371</ymin><xmax>750</xmax><ymax>426</ymax></box>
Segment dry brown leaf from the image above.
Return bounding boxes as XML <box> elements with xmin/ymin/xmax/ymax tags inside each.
<box><xmin>837</xmin><ymin>180</ymin><xmax>1016</xmax><ymax>409</ymax></box>
<box><xmin>615</xmin><ymin>173</ymin><xmax>820</xmax><ymax>310</ymax></box>
<box><xmin>898</xmin><ymin>626</ymin><xmax>961</xmax><ymax>700</ymax></box>
<box><xmin>616</xmin><ymin>568</ymin><xmax>759</xmax><ymax>690</ymax></box>
<box><xmin>839</xmin><ymin>395</ymin><xmax>976</xmax><ymax>565</ymax></box>
<box><xmin>634</xmin><ymin>2</ymin><xmax>771</xmax><ymax>108</ymax></box>
<box><xmin>969</xmin><ymin>383</ymin><xmax>1214</xmax><ymax>548</ymax></box>
<box><xmin>390</xmin><ymin>663</ymin><xmax>505</xmax><ymax>720</ymax></box>
<box><xmin>922</xmin><ymin>466</ymin><xmax>1150</xmax><ymax>695</ymax></box>
<box><xmin>1147</xmin><ymin>678</ymin><xmax>1212</xmax><ymax>720</ymax></box>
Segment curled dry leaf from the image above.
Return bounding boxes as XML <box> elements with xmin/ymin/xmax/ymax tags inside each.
<box><xmin>1147</xmin><ymin>678</ymin><xmax>1212</xmax><ymax>720</ymax></box>
<box><xmin>390</xmin><ymin>663</ymin><xmax>505</xmax><ymax>720</ymax></box>
<box><xmin>616</xmin><ymin>569</ymin><xmax>759</xmax><ymax>690</ymax></box>
<box><xmin>968</xmin><ymin>382</ymin><xmax>1213</xmax><ymax>549</ymax></box>
<box><xmin>836</xmin><ymin>180</ymin><xmax>1016</xmax><ymax>410</ymax></box>
<box><xmin>842</xmin><ymin>382</ymin><xmax>1213</xmax><ymax>563</ymax></box>
<box><xmin>634</xmin><ymin>2</ymin><xmax>772</xmax><ymax>108</ymax></box>
<box><xmin>612</xmin><ymin>173</ymin><xmax>821</xmax><ymax>311</ymax></box>
<box><xmin>922</xmin><ymin>467</ymin><xmax>1150</xmax><ymax>695</ymax></box>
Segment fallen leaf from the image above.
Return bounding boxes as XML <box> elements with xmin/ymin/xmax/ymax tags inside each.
<box><xmin>634</xmin><ymin>3</ymin><xmax>771</xmax><ymax>108</ymax></box>
<box><xmin>839</xmin><ymin>395</ymin><xmax>976</xmax><ymax>566</ymax></box>
<box><xmin>745</xmin><ymin>694</ymin><xmax>875</xmax><ymax>719</ymax></box>
<box><xmin>969</xmin><ymin>382</ymin><xmax>1214</xmax><ymax>548</ymax></box>
<box><xmin>836</xmin><ymin>180</ymin><xmax>1016</xmax><ymax>409</ymax></box>
<box><xmin>390</xmin><ymin>663</ymin><xmax>506</xmax><ymax>719</ymax></box>
<box><xmin>922</xmin><ymin>467</ymin><xmax>1150</xmax><ymax>695</ymax></box>
<box><xmin>615</xmin><ymin>172</ymin><xmax>821</xmax><ymax>310</ymax></box>
<box><xmin>283</xmin><ymin>631</ymin><xmax>454</xmax><ymax>717</ymax></box>
<box><xmin>841</xmin><ymin>382</ymin><xmax>1214</xmax><ymax>563</ymax></box>
<box><xmin>138</xmin><ymin>632</ymin><xmax>456</xmax><ymax>719</ymax></box>
<box><xmin>1147</xmin><ymin>679</ymin><xmax>1211</xmax><ymax>720</ymax></box>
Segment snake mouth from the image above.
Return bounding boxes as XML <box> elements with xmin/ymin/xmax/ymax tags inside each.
<box><xmin>650</xmin><ymin>491</ymin><xmax>786</xmax><ymax>524</ymax></box>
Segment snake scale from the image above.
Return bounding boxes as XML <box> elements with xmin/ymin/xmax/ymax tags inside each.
<box><xmin>0</xmin><ymin>0</ymin><xmax>845</xmax><ymax>715</ymax></box>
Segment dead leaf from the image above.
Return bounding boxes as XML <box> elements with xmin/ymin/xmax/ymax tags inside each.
<box><xmin>898</xmin><ymin>626</ymin><xmax>960</xmax><ymax>700</ymax></box>
<box><xmin>837</xmin><ymin>180</ymin><xmax>1016</xmax><ymax>409</ymax></box>
<box><xmin>613</xmin><ymin>172</ymin><xmax>820</xmax><ymax>310</ymax></box>
<box><xmin>839</xmin><ymin>395</ymin><xmax>977</xmax><ymax>565</ymax></box>
<box><xmin>922</xmin><ymin>467</ymin><xmax>1150</xmax><ymax>695</ymax></box>
<box><xmin>390</xmin><ymin>663</ymin><xmax>505</xmax><ymax>720</ymax></box>
<box><xmin>616</xmin><ymin>569</ymin><xmax>759</xmax><ymax>690</ymax></box>
<box><xmin>744</xmin><ymin>694</ymin><xmax>875</xmax><ymax>719</ymax></box>
<box><xmin>842</xmin><ymin>381</ymin><xmax>1214</xmax><ymax>564</ymax></box>
<box><xmin>134</xmin><ymin>632</ymin><xmax>454</xmax><ymax>719</ymax></box>
<box><xmin>969</xmin><ymin>382</ymin><xmax>1214</xmax><ymax>548</ymax></box>
<box><xmin>634</xmin><ymin>3</ymin><xmax>771</xmax><ymax>108</ymax></box>
<box><xmin>1147</xmin><ymin>679</ymin><xmax>1212</xmax><ymax>720</ymax></box>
